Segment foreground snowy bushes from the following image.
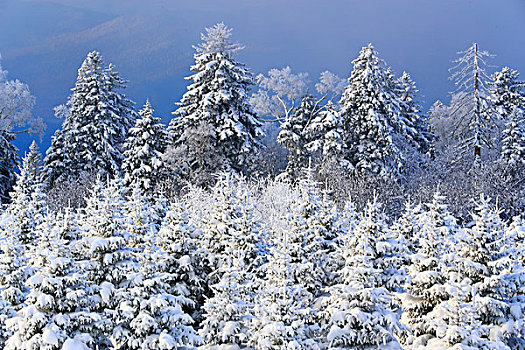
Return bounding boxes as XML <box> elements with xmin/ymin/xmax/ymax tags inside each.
<box><xmin>0</xmin><ymin>170</ymin><xmax>524</xmax><ymax>350</ymax></box>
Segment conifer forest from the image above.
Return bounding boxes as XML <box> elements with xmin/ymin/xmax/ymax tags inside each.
<box><xmin>0</xmin><ymin>7</ymin><xmax>524</xmax><ymax>350</ymax></box>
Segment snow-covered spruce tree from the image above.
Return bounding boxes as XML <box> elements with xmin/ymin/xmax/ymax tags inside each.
<box><xmin>155</xmin><ymin>201</ymin><xmax>209</xmax><ymax>324</ymax></box>
<box><xmin>448</xmin><ymin>43</ymin><xmax>497</xmax><ymax>161</ymax></box>
<box><xmin>0</xmin><ymin>218</ymin><xmax>32</xmax><ymax>346</ymax></box>
<box><xmin>200</xmin><ymin>254</ymin><xmax>252</xmax><ymax>350</ymax></box>
<box><xmin>424</xmin><ymin>280</ymin><xmax>507</xmax><ymax>350</ymax></box>
<box><xmin>276</xmin><ymin>95</ymin><xmax>321</xmax><ymax>181</ymax></box>
<box><xmin>6</xmin><ymin>145</ymin><xmax>47</xmax><ymax>245</ymax></box>
<box><xmin>249</xmin><ymin>241</ymin><xmax>319</xmax><ymax>350</ymax></box>
<box><xmin>320</xmin><ymin>200</ymin><xmax>403</xmax><ymax>349</ymax></box>
<box><xmin>122</xmin><ymin>185</ymin><xmax>161</xmax><ymax>249</ymax></box>
<box><xmin>202</xmin><ymin>173</ymin><xmax>263</xmax><ymax>284</ymax></box>
<box><xmin>490</xmin><ymin>67</ymin><xmax>525</xmax><ymax>168</ymax></box>
<box><xmin>395</xmin><ymin>71</ymin><xmax>433</xmax><ymax>156</ymax></box>
<box><xmin>122</xmin><ymin>100</ymin><xmax>168</xmax><ymax>196</ymax></box>
<box><xmin>280</xmin><ymin>166</ymin><xmax>341</xmax><ymax>297</ymax></box>
<box><xmin>43</xmin><ymin>51</ymin><xmax>137</xmax><ymax>188</ymax></box>
<box><xmin>111</xmin><ymin>240</ymin><xmax>200</xmax><ymax>350</ymax></box>
<box><xmin>451</xmin><ymin>195</ymin><xmax>524</xmax><ymax>347</ymax></box>
<box><xmin>74</xmin><ymin>178</ymin><xmax>135</xmax><ymax>347</ymax></box>
<box><xmin>339</xmin><ymin>44</ymin><xmax>415</xmax><ymax>176</ymax></box>
<box><xmin>5</xmin><ymin>225</ymin><xmax>104</xmax><ymax>350</ymax></box>
<box><xmin>305</xmin><ymin>101</ymin><xmax>346</xmax><ymax>174</ymax></box>
<box><xmin>167</xmin><ymin>23</ymin><xmax>263</xmax><ymax>186</ymax></box>
<box><xmin>398</xmin><ymin>199</ymin><xmax>456</xmax><ymax>348</ymax></box>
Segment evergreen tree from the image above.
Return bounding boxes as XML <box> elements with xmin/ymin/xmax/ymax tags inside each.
<box><xmin>491</xmin><ymin>67</ymin><xmax>525</xmax><ymax>168</ymax></box>
<box><xmin>281</xmin><ymin>167</ymin><xmax>340</xmax><ymax>296</ymax></box>
<box><xmin>395</xmin><ymin>71</ymin><xmax>433</xmax><ymax>156</ymax></box>
<box><xmin>74</xmin><ymin>178</ymin><xmax>134</xmax><ymax>348</ymax></box>
<box><xmin>122</xmin><ymin>185</ymin><xmax>161</xmax><ymax>249</ymax></box>
<box><xmin>155</xmin><ymin>201</ymin><xmax>208</xmax><ymax>323</ymax></box>
<box><xmin>305</xmin><ymin>101</ymin><xmax>346</xmax><ymax>173</ymax></box>
<box><xmin>6</xmin><ymin>145</ymin><xmax>47</xmax><ymax>245</ymax></box>
<box><xmin>167</xmin><ymin>23</ymin><xmax>263</xmax><ymax>186</ymax></box>
<box><xmin>452</xmin><ymin>195</ymin><xmax>524</xmax><ymax>347</ymax></box>
<box><xmin>111</xmin><ymin>241</ymin><xmax>200</xmax><ymax>350</ymax></box>
<box><xmin>249</xmin><ymin>242</ymin><xmax>319</xmax><ymax>350</ymax></box>
<box><xmin>5</xmin><ymin>226</ymin><xmax>103</xmax><ymax>350</ymax></box>
<box><xmin>202</xmin><ymin>173</ymin><xmax>263</xmax><ymax>284</ymax></box>
<box><xmin>321</xmin><ymin>200</ymin><xmax>403</xmax><ymax>349</ymax></box>
<box><xmin>43</xmin><ymin>51</ymin><xmax>137</xmax><ymax>187</ymax></box>
<box><xmin>448</xmin><ymin>43</ymin><xmax>496</xmax><ymax>161</ymax></box>
<box><xmin>0</xmin><ymin>218</ymin><xmax>32</xmax><ymax>346</ymax></box>
<box><xmin>339</xmin><ymin>44</ymin><xmax>413</xmax><ymax>176</ymax></box>
<box><xmin>122</xmin><ymin>100</ymin><xmax>168</xmax><ymax>195</ymax></box>
<box><xmin>200</xmin><ymin>255</ymin><xmax>252</xmax><ymax>350</ymax></box>
<box><xmin>398</xmin><ymin>201</ymin><xmax>455</xmax><ymax>348</ymax></box>
<box><xmin>277</xmin><ymin>95</ymin><xmax>316</xmax><ymax>181</ymax></box>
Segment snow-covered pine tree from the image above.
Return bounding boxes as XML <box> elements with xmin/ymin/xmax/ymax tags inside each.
<box><xmin>74</xmin><ymin>178</ymin><xmax>135</xmax><ymax>347</ymax></box>
<box><xmin>5</xmin><ymin>224</ymin><xmax>104</xmax><ymax>350</ymax></box>
<box><xmin>155</xmin><ymin>201</ymin><xmax>208</xmax><ymax>324</ymax></box>
<box><xmin>276</xmin><ymin>95</ymin><xmax>316</xmax><ymax>181</ymax></box>
<box><xmin>6</xmin><ymin>145</ymin><xmax>46</xmax><ymax>245</ymax></box>
<box><xmin>281</xmin><ymin>166</ymin><xmax>340</xmax><ymax>296</ymax></box>
<box><xmin>320</xmin><ymin>200</ymin><xmax>403</xmax><ymax>349</ymax></box>
<box><xmin>122</xmin><ymin>100</ymin><xmax>168</xmax><ymax>196</ymax></box>
<box><xmin>452</xmin><ymin>195</ymin><xmax>524</xmax><ymax>347</ymax></box>
<box><xmin>202</xmin><ymin>173</ymin><xmax>263</xmax><ymax>284</ymax></box>
<box><xmin>398</xmin><ymin>193</ymin><xmax>458</xmax><ymax>348</ymax></box>
<box><xmin>43</xmin><ymin>51</ymin><xmax>137</xmax><ymax>187</ymax></box>
<box><xmin>448</xmin><ymin>43</ymin><xmax>497</xmax><ymax>161</ymax></box>
<box><xmin>305</xmin><ymin>101</ymin><xmax>346</xmax><ymax>173</ymax></box>
<box><xmin>395</xmin><ymin>71</ymin><xmax>433</xmax><ymax>156</ymax></box>
<box><xmin>111</xmin><ymin>240</ymin><xmax>200</xmax><ymax>350</ymax></box>
<box><xmin>490</xmin><ymin>67</ymin><xmax>525</xmax><ymax>168</ymax></box>
<box><xmin>424</xmin><ymin>280</ymin><xmax>507</xmax><ymax>350</ymax></box>
<box><xmin>167</xmin><ymin>23</ymin><xmax>263</xmax><ymax>186</ymax></box>
<box><xmin>122</xmin><ymin>185</ymin><xmax>161</xmax><ymax>249</ymax></box>
<box><xmin>339</xmin><ymin>44</ymin><xmax>410</xmax><ymax>176</ymax></box>
<box><xmin>0</xmin><ymin>218</ymin><xmax>32</xmax><ymax>347</ymax></box>
<box><xmin>200</xmin><ymin>254</ymin><xmax>252</xmax><ymax>350</ymax></box>
<box><xmin>249</xmin><ymin>241</ymin><xmax>319</xmax><ymax>350</ymax></box>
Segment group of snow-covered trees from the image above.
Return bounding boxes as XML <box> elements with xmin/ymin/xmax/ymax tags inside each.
<box><xmin>0</xmin><ymin>22</ymin><xmax>524</xmax><ymax>349</ymax></box>
<box><xmin>0</xmin><ymin>157</ymin><xmax>524</xmax><ymax>349</ymax></box>
<box><xmin>2</xmin><ymin>22</ymin><xmax>524</xmax><ymax>209</ymax></box>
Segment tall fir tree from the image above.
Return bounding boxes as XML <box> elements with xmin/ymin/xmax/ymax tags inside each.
<box><xmin>200</xmin><ymin>255</ymin><xmax>252</xmax><ymax>350</ymax></box>
<box><xmin>321</xmin><ymin>200</ymin><xmax>404</xmax><ymax>349</ymax></box>
<box><xmin>490</xmin><ymin>67</ymin><xmax>525</xmax><ymax>168</ymax></box>
<box><xmin>122</xmin><ymin>100</ymin><xmax>168</xmax><ymax>196</ymax></box>
<box><xmin>395</xmin><ymin>71</ymin><xmax>433</xmax><ymax>156</ymax></box>
<box><xmin>339</xmin><ymin>44</ymin><xmax>415</xmax><ymax>176</ymax></box>
<box><xmin>5</xmin><ymin>226</ymin><xmax>104</xmax><ymax>350</ymax></box>
<box><xmin>74</xmin><ymin>178</ymin><xmax>135</xmax><ymax>348</ymax></box>
<box><xmin>249</xmin><ymin>241</ymin><xmax>319</xmax><ymax>350</ymax></box>
<box><xmin>111</xmin><ymin>240</ymin><xmax>200</xmax><ymax>350</ymax></box>
<box><xmin>6</xmin><ymin>144</ymin><xmax>46</xmax><ymax>245</ymax></box>
<box><xmin>167</xmin><ymin>23</ymin><xmax>263</xmax><ymax>186</ymax></box>
<box><xmin>43</xmin><ymin>51</ymin><xmax>137</xmax><ymax>187</ymax></box>
<box><xmin>305</xmin><ymin>101</ymin><xmax>346</xmax><ymax>173</ymax></box>
<box><xmin>277</xmin><ymin>95</ymin><xmax>316</xmax><ymax>181</ymax></box>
